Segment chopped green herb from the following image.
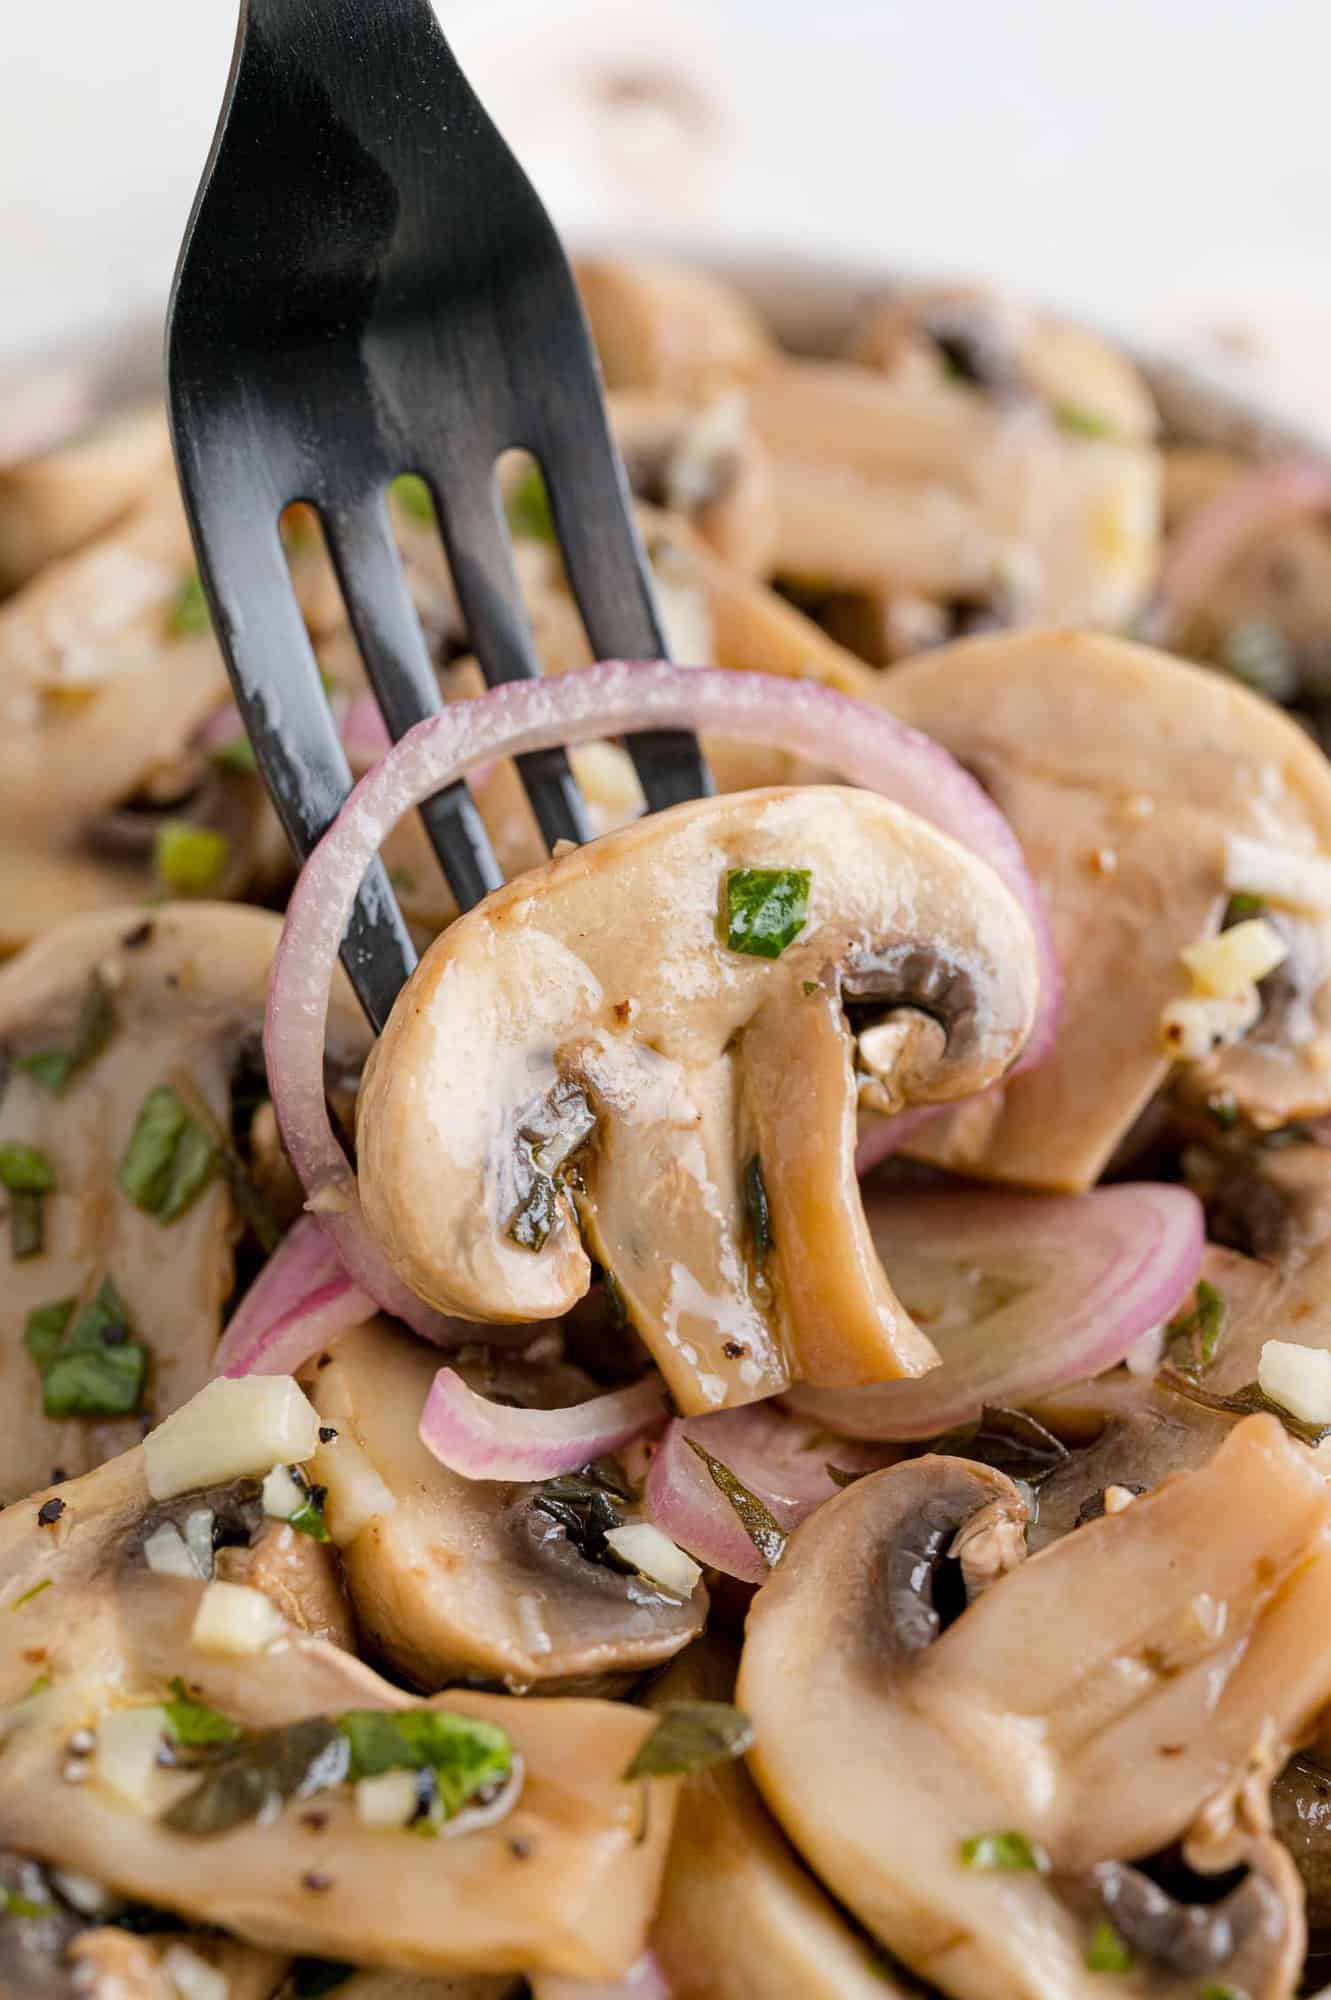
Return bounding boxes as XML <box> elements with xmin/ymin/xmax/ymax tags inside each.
<box><xmin>169</xmin><ymin>571</ymin><xmax>211</xmax><ymax>636</ymax></box>
<box><xmin>166</xmin><ymin>1069</ymin><xmax>281</xmax><ymax>1254</ymax></box>
<box><xmin>387</xmin><ymin>866</ymin><xmax>417</xmax><ymax>893</ymax></box>
<box><xmin>1196</xmin><ymin>1988</ymin><xmax>1244</xmax><ymax>2000</ymax></box>
<box><xmin>25</xmin><ymin>1278</ymin><xmax>148</xmax><ymax>1419</ymax></box>
<box><xmin>623</xmin><ymin>1701</ymin><xmax>754</xmax><ymax>1780</ymax></box>
<box><xmin>153</xmin><ymin>822</ymin><xmax>230</xmax><ymax>897</ymax></box>
<box><xmin>686</xmin><ymin>1438</ymin><xmax>786</xmax><ymax>1567</ymax></box>
<box><xmin>724</xmin><ymin>868</ymin><xmax>811</xmax><ymax>959</ymax></box>
<box><xmin>25</xmin><ymin>1674</ymin><xmax>51</xmax><ymax>1698</ymax></box>
<box><xmin>1163</xmin><ymin>1279</ymin><xmax>1226</xmax><ymax>1377</ymax></box>
<box><xmin>602</xmin><ymin>1268</ymin><xmax>628</xmax><ymax>1329</ymax></box>
<box><xmin>0</xmin><ymin>1144</ymin><xmax>55</xmax><ymax>1192</ymax></box>
<box><xmin>0</xmin><ymin>1888</ymin><xmax>55</xmax><ymax>1919</ymax></box>
<box><xmin>164</xmin><ymin>1679</ymin><xmax>244</xmax><ymax>1751</ymax></box>
<box><xmin>742</xmin><ymin>1154</ymin><xmax>773</xmax><ymax>1255</ymax></box>
<box><xmin>1085</xmin><ymin>1920</ymin><xmax>1133</xmax><ymax>1973</ymax></box>
<box><xmin>1205</xmin><ymin>1089</ymin><xmax>1240</xmax><ymax>1131</ymax></box>
<box><xmin>286</xmin><ymin>1965</ymin><xmax>355</xmax><ymax>2000</ymax></box>
<box><xmin>11</xmin><ymin>1579</ymin><xmax>52</xmax><ymax>1610</ymax></box>
<box><xmin>118</xmin><ymin>1084</ymin><xmax>217</xmax><ymax>1224</ymax></box>
<box><xmin>162</xmin><ymin>1717</ymin><xmax>348</xmax><ymax>1838</ymax></box>
<box><xmin>391</xmin><ymin>474</ymin><xmax>435</xmax><ymax>524</ymax></box>
<box><xmin>1219</xmin><ymin>620</ymin><xmax>1298</xmax><ymax>704</ymax></box>
<box><xmin>1052</xmin><ymin>402</ymin><xmax>1117</xmax><ymax>441</ymax></box>
<box><xmin>8</xmin><ymin>1188</ymin><xmax>47</xmax><ymax>1262</ymax></box>
<box><xmin>337</xmin><ymin>1709</ymin><xmax>512</xmax><ymax>1818</ymax></box>
<box><xmin>508</xmin><ymin>1168</ymin><xmax>559</xmax><ymax>1251</ymax></box>
<box><xmin>274</xmin><ymin>1466</ymin><xmax>330</xmax><ymax>1542</ymax></box>
<box><xmin>1224</xmin><ymin>892</ymin><xmax>1265</xmax><ymax>928</ymax></box>
<box><xmin>959</xmin><ymin>1830</ymin><xmax>1048</xmax><ymax>1872</ymax></box>
<box><xmin>18</xmin><ymin>969</ymin><xmax>115</xmax><ymax>1095</ymax></box>
<box><xmin>212</xmin><ymin>733</ymin><xmax>258</xmax><ymax>775</ymax></box>
<box><xmin>802</xmin><ymin>979</ymin><xmax>820</xmax><ymax>996</ymax></box>
<box><xmin>507</xmin><ymin>465</ymin><xmax>556</xmax><ymax>543</ymax></box>
<box><xmin>532</xmin><ymin>1473</ymin><xmax>631</xmax><ymax>1570</ymax></box>
<box><xmin>1158</xmin><ymin>1368</ymin><xmax>1331</xmax><ymax>1447</ymax></box>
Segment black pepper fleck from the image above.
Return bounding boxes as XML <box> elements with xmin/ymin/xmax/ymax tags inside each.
<box><xmin>721</xmin><ymin>1340</ymin><xmax>746</xmax><ymax>1360</ymax></box>
<box><xmin>301</xmin><ymin>1871</ymin><xmax>333</xmax><ymax>1892</ymax></box>
<box><xmin>37</xmin><ymin>1499</ymin><xmax>65</xmax><ymax>1527</ymax></box>
<box><xmin>508</xmin><ymin>1836</ymin><xmax>534</xmax><ymax>1860</ymax></box>
<box><xmin>121</xmin><ymin>920</ymin><xmax>155</xmax><ymax>950</ymax></box>
<box><xmin>318</xmin><ymin>1426</ymin><xmax>338</xmax><ymax>1444</ymax></box>
<box><xmin>301</xmin><ymin>1811</ymin><xmax>330</xmax><ymax>1832</ymax></box>
<box><xmin>48</xmin><ymin>1467</ymin><xmax>66</xmax><ymax>1486</ymax></box>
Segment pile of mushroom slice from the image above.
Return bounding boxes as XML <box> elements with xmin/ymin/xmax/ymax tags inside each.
<box><xmin>871</xmin><ymin>628</ymin><xmax>1331</xmax><ymax>1188</ymax></box>
<box><xmin>0</xmin><ymin>902</ymin><xmax>370</xmax><ymax>1504</ymax></box>
<box><xmin>355</xmin><ymin>784</ymin><xmax>1040</xmax><ymax>1416</ymax></box>
<box><xmin>0</xmin><ymin>1390</ymin><xmax>679</xmax><ymax>1987</ymax></box>
<box><xmin>737</xmin><ymin>1417</ymin><xmax>1331</xmax><ymax>2000</ymax></box>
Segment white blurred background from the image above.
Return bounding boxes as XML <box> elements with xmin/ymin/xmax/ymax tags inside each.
<box><xmin>5</xmin><ymin>0</ymin><xmax>1331</xmax><ymax>428</ymax></box>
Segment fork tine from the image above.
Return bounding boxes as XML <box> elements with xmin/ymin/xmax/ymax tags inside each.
<box><xmin>185</xmin><ymin>493</ymin><xmax>417</xmax><ymax>1033</ymax></box>
<box><xmin>523</xmin><ymin>319</ymin><xmax>713</xmax><ymax>813</ymax></box>
<box><xmin>424</xmin><ymin>455</ymin><xmax>594</xmax><ymax>851</ymax></box>
<box><xmin>322</xmin><ymin>491</ymin><xmax>504</xmax><ymax>911</ymax></box>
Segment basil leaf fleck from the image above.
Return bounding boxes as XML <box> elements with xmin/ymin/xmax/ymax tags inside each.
<box><xmin>164</xmin><ymin>1678</ymin><xmax>244</xmax><ymax>1751</ymax></box>
<box><xmin>742</xmin><ymin>1154</ymin><xmax>773</xmax><ymax>1255</ymax></box>
<box><xmin>686</xmin><ymin>1438</ymin><xmax>786</xmax><ymax>1567</ymax></box>
<box><xmin>1163</xmin><ymin>1279</ymin><xmax>1226</xmax><ymax>1377</ymax></box>
<box><xmin>506</xmin><ymin>466</ymin><xmax>555</xmax><ymax>543</ymax></box>
<box><xmin>17</xmin><ymin>969</ymin><xmax>115</xmax><ymax>1096</ymax></box>
<box><xmin>153</xmin><ymin>823</ymin><xmax>230</xmax><ymax>897</ymax></box>
<box><xmin>162</xmin><ymin>1718</ymin><xmax>349</xmax><ymax>1838</ymax></box>
<box><xmin>0</xmin><ymin>1888</ymin><xmax>55</xmax><ymax>1919</ymax></box>
<box><xmin>337</xmin><ymin>1709</ymin><xmax>512</xmax><ymax>1817</ymax></box>
<box><xmin>1052</xmin><ymin>402</ymin><xmax>1117</xmax><ymax>441</ymax></box>
<box><xmin>724</xmin><ymin>868</ymin><xmax>812</xmax><ymax>959</ymax></box>
<box><xmin>1085</xmin><ymin>1920</ymin><xmax>1133</xmax><ymax>1973</ymax></box>
<box><xmin>623</xmin><ymin>1701</ymin><xmax>753</xmax><ymax>1780</ymax></box>
<box><xmin>0</xmin><ymin>1144</ymin><xmax>55</xmax><ymax>1192</ymax></box>
<box><xmin>118</xmin><ymin>1085</ymin><xmax>217</xmax><ymax>1224</ymax></box>
<box><xmin>1157</xmin><ymin>1368</ymin><xmax>1331</xmax><ymax>1448</ymax></box>
<box><xmin>169</xmin><ymin>572</ymin><xmax>211</xmax><ymax>636</ymax></box>
<box><xmin>959</xmin><ymin>1829</ymin><xmax>1048</xmax><ymax>1872</ymax></box>
<box><xmin>9</xmin><ymin>1190</ymin><xmax>46</xmax><ymax>1262</ymax></box>
<box><xmin>25</xmin><ymin>1278</ymin><xmax>148</xmax><ymax>1419</ymax></box>
<box><xmin>391</xmin><ymin>474</ymin><xmax>435</xmax><ymax>524</ymax></box>
<box><xmin>11</xmin><ymin>1580</ymin><xmax>52</xmax><ymax>1609</ymax></box>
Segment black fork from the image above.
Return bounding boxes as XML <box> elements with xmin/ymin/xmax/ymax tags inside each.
<box><xmin>167</xmin><ymin>0</ymin><xmax>709</xmax><ymax>1032</ymax></box>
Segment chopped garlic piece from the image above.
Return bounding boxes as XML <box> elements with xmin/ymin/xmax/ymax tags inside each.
<box><xmin>1258</xmin><ymin>1340</ymin><xmax>1331</xmax><ymax>1426</ymax></box>
<box><xmin>162</xmin><ymin>1943</ymin><xmax>230</xmax><ymax>2000</ymax></box>
<box><xmin>145</xmin><ymin>1377</ymin><xmax>320</xmax><ymax>1501</ymax></box>
<box><xmin>1180</xmin><ymin>918</ymin><xmax>1288</xmax><ymax>999</ymax></box>
<box><xmin>310</xmin><ymin>1431</ymin><xmax>396</xmax><ymax>1546</ymax></box>
<box><xmin>94</xmin><ymin>1706</ymin><xmax>168</xmax><ymax>1806</ymax></box>
<box><xmin>1160</xmin><ymin>989</ymin><xmax>1261</xmax><ymax>1062</ymax></box>
<box><xmin>1224</xmin><ymin>833</ymin><xmax>1331</xmax><ymax>912</ymax></box>
<box><xmin>50</xmin><ymin>1871</ymin><xmax>109</xmax><ymax>1915</ymax></box>
<box><xmin>261</xmin><ymin>1463</ymin><xmax>307</xmax><ymax>1523</ymax></box>
<box><xmin>190</xmin><ymin>1580</ymin><xmax>285</xmax><ymax>1657</ymax></box>
<box><xmin>143</xmin><ymin>1522</ymin><xmax>207</xmax><ymax>1580</ymax></box>
<box><xmin>1103</xmin><ymin>1485</ymin><xmax>1138</xmax><ymax>1515</ymax></box>
<box><xmin>604</xmin><ymin>1521</ymin><xmax>702</xmax><ymax>1598</ymax></box>
<box><xmin>355</xmin><ymin>1768</ymin><xmax>420</xmax><ymax>1829</ymax></box>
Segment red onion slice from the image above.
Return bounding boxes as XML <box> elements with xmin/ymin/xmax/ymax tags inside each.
<box><xmin>419</xmin><ymin>1367</ymin><xmax>667</xmax><ymax>1482</ymax></box>
<box><xmin>532</xmin><ymin>1952</ymin><xmax>670</xmax><ymax>2000</ymax></box>
<box><xmin>1146</xmin><ymin>458</ymin><xmax>1331</xmax><ymax>645</ymax></box>
<box><xmin>265</xmin><ymin>662</ymin><xmax>1056</xmax><ymax>1337</ymax></box>
<box><xmin>214</xmin><ymin>1215</ymin><xmax>377</xmax><ymax>1378</ymax></box>
<box><xmin>644</xmin><ymin>1401</ymin><xmax>894</xmax><ymax>1584</ymax></box>
<box><xmin>785</xmin><ymin>1182</ymin><xmax>1204</xmax><ymax>1441</ymax></box>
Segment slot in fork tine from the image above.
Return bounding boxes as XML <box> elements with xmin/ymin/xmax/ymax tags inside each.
<box><xmin>322</xmin><ymin>490</ymin><xmax>504</xmax><ymax>911</ymax></box>
<box><xmin>425</xmin><ymin>453</ymin><xmax>594</xmax><ymax>851</ymax></box>
<box><xmin>184</xmin><ymin>487</ymin><xmax>417</xmax><ymax>1032</ymax></box>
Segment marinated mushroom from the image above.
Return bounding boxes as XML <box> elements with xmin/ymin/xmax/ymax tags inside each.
<box><xmin>0</xmin><ymin>903</ymin><xmax>369</xmax><ymax>1501</ymax></box>
<box><xmin>878</xmin><ymin>629</ymin><xmax>1331</xmax><ymax>1188</ymax></box>
<box><xmin>646</xmin><ymin>1635</ymin><xmax>907</xmax><ymax>1998</ymax></box>
<box><xmin>307</xmin><ymin>1319</ymin><xmax>704</xmax><ymax>1691</ymax></box>
<box><xmin>739</xmin><ymin>1420</ymin><xmax>1331</xmax><ymax>1999</ymax></box>
<box><xmin>0</xmin><ymin>404</ymin><xmax>171</xmax><ymax>596</ymax></box>
<box><xmin>356</xmin><ymin>787</ymin><xmax>1039</xmax><ymax>1411</ymax></box>
<box><xmin>574</xmin><ymin>259</ymin><xmax>773</xmax><ymax>399</ymax></box>
<box><xmin>608</xmin><ymin>391</ymin><xmax>775</xmax><ymax>577</ymax></box>
<box><xmin>0</xmin><ymin>1405</ymin><xmax>677</xmax><ymax>1981</ymax></box>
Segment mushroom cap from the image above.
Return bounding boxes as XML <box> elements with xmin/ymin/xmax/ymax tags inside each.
<box><xmin>880</xmin><ymin>630</ymin><xmax>1331</xmax><ymax>1188</ymax></box>
<box><xmin>0</xmin><ymin>1430</ymin><xmax>677</xmax><ymax>1980</ymax></box>
<box><xmin>738</xmin><ymin>1418</ymin><xmax>1331</xmax><ymax>1999</ymax></box>
<box><xmin>647</xmin><ymin>1634</ymin><xmax>903</xmax><ymax>1999</ymax></box>
<box><xmin>0</xmin><ymin>903</ymin><xmax>369</xmax><ymax>1500</ymax></box>
<box><xmin>309</xmin><ymin>1318</ymin><xmax>705</xmax><ymax>1691</ymax></box>
<box><xmin>356</xmin><ymin>786</ymin><xmax>1039</xmax><ymax>1412</ymax></box>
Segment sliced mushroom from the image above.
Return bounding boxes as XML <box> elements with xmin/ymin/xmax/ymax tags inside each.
<box><xmin>67</xmin><ymin>1929</ymin><xmax>285</xmax><ymax>2000</ymax></box>
<box><xmin>739</xmin><ymin>1418</ymin><xmax>1331</xmax><ymax>1999</ymax></box>
<box><xmin>744</xmin><ymin>350</ymin><xmax>1160</xmax><ymax>631</ymax></box>
<box><xmin>575</xmin><ymin>259</ymin><xmax>773</xmax><ymax>398</ymax></box>
<box><xmin>0</xmin><ymin>904</ymin><xmax>369</xmax><ymax>1501</ymax></box>
<box><xmin>879</xmin><ymin>630</ymin><xmax>1331</xmax><ymax>1188</ymax></box>
<box><xmin>332</xmin><ymin>1976</ymin><xmax>522</xmax><ymax>2000</ymax></box>
<box><xmin>608</xmin><ymin>390</ymin><xmax>775</xmax><ymax>576</ymax></box>
<box><xmin>0</xmin><ymin>1419</ymin><xmax>677</xmax><ymax>1981</ymax></box>
<box><xmin>0</xmin><ymin>404</ymin><xmax>171</xmax><ymax>596</ymax></box>
<box><xmin>357</xmin><ymin>787</ymin><xmax>1039</xmax><ymax>1412</ymax></box>
<box><xmin>647</xmin><ymin>1634</ymin><xmax>909</xmax><ymax>1998</ymax></box>
<box><xmin>307</xmin><ymin>1319</ymin><xmax>704</xmax><ymax>1691</ymax></box>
